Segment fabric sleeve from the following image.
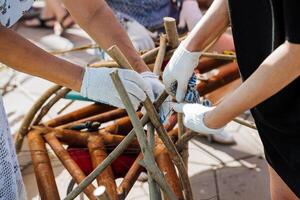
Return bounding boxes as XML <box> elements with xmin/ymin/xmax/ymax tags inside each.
<box><xmin>0</xmin><ymin>0</ymin><xmax>33</xmax><ymax>27</ymax></box>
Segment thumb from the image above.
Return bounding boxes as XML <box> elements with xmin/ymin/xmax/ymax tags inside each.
<box><xmin>175</xmin><ymin>80</ymin><xmax>188</xmax><ymax>102</ymax></box>
<box><xmin>173</xmin><ymin>103</ymin><xmax>185</xmax><ymax>113</ymax></box>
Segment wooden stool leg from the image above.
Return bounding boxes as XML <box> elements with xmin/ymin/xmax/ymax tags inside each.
<box><xmin>28</xmin><ymin>130</ymin><xmax>60</xmax><ymax>200</ymax></box>
<box><xmin>88</xmin><ymin>135</ymin><xmax>118</xmax><ymax>200</ymax></box>
<box><xmin>44</xmin><ymin>133</ymin><xmax>96</xmax><ymax>200</ymax></box>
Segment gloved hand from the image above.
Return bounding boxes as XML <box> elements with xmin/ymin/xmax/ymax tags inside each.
<box><xmin>124</xmin><ymin>18</ymin><xmax>155</xmax><ymax>51</ymax></box>
<box><xmin>163</xmin><ymin>42</ymin><xmax>201</xmax><ymax>102</ymax></box>
<box><xmin>80</xmin><ymin>67</ymin><xmax>154</xmax><ymax>110</ymax></box>
<box><xmin>178</xmin><ymin>0</ymin><xmax>203</xmax><ymax>31</ymax></box>
<box><xmin>174</xmin><ymin>103</ymin><xmax>224</xmax><ymax>134</ymax></box>
<box><xmin>141</xmin><ymin>71</ymin><xmax>173</xmax><ymax>123</ymax></box>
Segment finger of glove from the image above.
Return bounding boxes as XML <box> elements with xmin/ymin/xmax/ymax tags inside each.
<box><xmin>124</xmin><ymin>70</ymin><xmax>155</xmax><ymax>102</ymax></box>
<box><xmin>121</xmin><ymin>70</ymin><xmax>150</xmax><ymax>94</ymax></box>
<box><xmin>176</xmin><ymin>79</ymin><xmax>189</xmax><ymax>102</ymax></box>
<box><xmin>122</xmin><ymin>79</ymin><xmax>147</xmax><ymax>102</ymax></box>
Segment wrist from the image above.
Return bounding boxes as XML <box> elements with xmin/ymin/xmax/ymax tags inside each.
<box><xmin>203</xmin><ymin>110</ymin><xmax>225</xmax><ymax>129</ymax></box>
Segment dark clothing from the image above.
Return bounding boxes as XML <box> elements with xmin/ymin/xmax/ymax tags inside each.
<box><xmin>228</xmin><ymin>0</ymin><xmax>300</xmax><ymax>196</ymax></box>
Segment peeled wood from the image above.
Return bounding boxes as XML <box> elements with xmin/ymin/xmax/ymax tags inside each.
<box><xmin>43</xmin><ymin>133</ymin><xmax>97</xmax><ymax>199</ymax></box>
<box><xmin>28</xmin><ymin>130</ymin><xmax>60</xmax><ymax>200</ymax></box>
<box><xmin>88</xmin><ymin>135</ymin><xmax>118</xmax><ymax>200</ymax></box>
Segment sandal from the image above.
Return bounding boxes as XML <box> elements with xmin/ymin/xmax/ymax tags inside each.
<box><xmin>25</xmin><ymin>15</ymin><xmax>56</xmax><ymax>29</ymax></box>
<box><xmin>54</xmin><ymin>12</ymin><xmax>75</xmax><ymax>35</ymax></box>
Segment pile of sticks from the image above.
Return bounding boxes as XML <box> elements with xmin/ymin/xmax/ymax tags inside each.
<box><xmin>14</xmin><ymin>17</ymin><xmax>245</xmax><ymax>200</ymax></box>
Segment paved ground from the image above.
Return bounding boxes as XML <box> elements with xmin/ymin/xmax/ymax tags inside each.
<box><xmin>1</xmin><ymin>18</ymin><xmax>271</xmax><ymax>200</ymax></box>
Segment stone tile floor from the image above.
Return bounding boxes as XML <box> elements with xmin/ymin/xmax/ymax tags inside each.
<box><xmin>1</xmin><ymin>20</ymin><xmax>271</xmax><ymax>200</ymax></box>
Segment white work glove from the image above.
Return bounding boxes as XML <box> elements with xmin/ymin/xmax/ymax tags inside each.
<box><xmin>125</xmin><ymin>18</ymin><xmax>155</xmax><ymax>51</ymax></box>
<box><xmin>80</xmin><ymin>67</ymin><xmax>154</xmax><ymax>110</ymax></box>
<box><xmin>141</xmin><ymin>72</ymin><xmax>173</xmax><ymax>123</ymax></box>
<box><xmin>163</xmin><ymin>42</ymin><xmax>201</xmax><ymax>102</ymax></box>
<box><xmin>178</xmin><ymin>0</ymin><xmax>203</xmax><ymax>31</ymax></box>
<box><xmin>174</xmin><ymin>103</ymin><xmax>224</xmax><ymax>134</ymax></box>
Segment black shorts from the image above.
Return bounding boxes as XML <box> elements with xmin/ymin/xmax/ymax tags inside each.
<box><xmin>228</xmin><ymin>0</ymin><xmax>300</xmax><ymax>196</ymax></box>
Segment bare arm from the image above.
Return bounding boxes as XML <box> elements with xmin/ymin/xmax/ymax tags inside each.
<box><xmin>0</xmin><ymin>25</ymin><xmax>84</xmax><ymax>91</ymax></box>
<box><xmin>205</xmin><ymin>42</ymin><xmax>300</xmax><ymax>128</ymax></box>
<box><xmin>184</xmin><ymin>0</ymin><xmax>229</xmax><ymax>51</ymax></box>
<box><xmin>62</xmin><ymin>0</ymin><xmax>149</xmax><ymax>73</ymax></box>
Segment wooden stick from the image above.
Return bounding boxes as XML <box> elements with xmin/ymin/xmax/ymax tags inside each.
<box><xmin>107</xmin><ymin>45</ymin><xmax>133</xmax><ymax>70</ymax></box>
<box><xmin>16</xmin><ymin>85</ymin><xmax>62</xmax><ymax>153</ymax></box>
<box><xmin>32</xmin><ymin>88</ymin><xmax>71</xmax><ymax>125</ymax></box>
<box><xmin>110</xmin><ymin>70</ymin><xmax>177</xmax><ymax>200</ymax></box>
<box><xmin>117</xmin><ymin>121</ymin><xmax>178</xmax><ymax>199</ymax></box>
<box><xmin>57</xmin><ymin>109</ymin><xmax>127</xmax><ymax>129</ymax></box>
<box><xmin>45</xmin><ymin>103</ymin><xmax>114</xmax><ymax>127</ymax></box>
<box><xmin>233</xmin><ymin>117</ymin><xmax>257</xmax><ymax>130</ymax></box>
<box><xmin>28</xmin><ymin>130</ymin><xmax>60</xmax><ymax>200</ymax></box>
<box><xmin>94</xmin><ymin>186</ymin><xmax>111</xmax><ymax>200</ymax></box>
<box><xmin>197</xmin><ymin>62</ymin><xmax>240</xmax><ymax>95</ymax></box>
<box><xmin>153</xmin><ymin>35</ymin><xmax>167</xmax><ymax>76</ymax></box>
<box><xmin>117</xmin><ymin>153</ymin><xmax>144</xmax><ymax>199</ymax></box>
<box><xmin>88</xmin><ymin>135</ymin><xmax>118</xmax><ymax>200</ymax></box>
<box><xmin>143</xmin><ymin>98</ymin><xmax>193</xmax><ymax>200</ymax></box>
<box><xmin>64</xmin><ymin>89</ymin><xmax>169</xmax><ymax>200</ymax></box>
<box><xmin>147</xmin><ymin>124</ymin><xmax>162</xmax><ymax>200</ymax></box>
<box><xmin>163</xmin><ymin>17</ymin><xmax>179</xmax><ymax>48</ymax></box>
<box><xmin>44</xmin><ymin>133</ymin><xmax>97</xmax><ymax>199</ymax></box>
<box><xmin>156</xmin><ymin>147</ymin><xmax>184</xmax><ymax>200</ymax></box>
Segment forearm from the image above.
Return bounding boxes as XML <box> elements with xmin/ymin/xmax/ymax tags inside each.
<box><xmin>205</xmin><ymin>42</ymin><xmax>300</xmax><ymax>128</ymax></box>
<box><xmin>62</xmin><ymin>0</ymin><xmax>149</xmax><ymax>73</ymax></box>
<box><xmin>185</xmin><ymin>0</ymin><xmax>229</xmax><ymax>52</ymax></box>
<box><xmin>0</xmin><ymin>26</ymin><xmax>84</xmax><ymax>91</ymax></box>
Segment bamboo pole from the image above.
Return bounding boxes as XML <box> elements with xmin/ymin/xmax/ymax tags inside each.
<box><xmin>28</xmin><ymin>130</ymin><xmax>60</xmax><ymax>200</ymax></box>
<box><xmin>107</xmin><ymin>45</ymin><xmax>134</xmax><ymax>70</ymax></box>
<box><xmin>147</xmin><ymin>124</ymin><xmax>162</xmax><ymax>200</ymax></box>
<box><xmin>94</xmin><ymin>186</ymin><xmax>111</xmax><ymax>200</ymax></box>
<box><xmin>16</xmin><ymin>85</ymin><xmax>62</xmax><ymax>153</ymax></box>
<box><xmin>88</xmin><ymin>135</ymin><xmax>118</xmax><ymax>200</ymax></box>
<box><xmin>163</xmin><ymin>17</ymin><xmax>179</xmax><ymax>48</ymax></box>
<box><xmin>117</xmin><ymin>119</ymin><xmax>178</xmax><ymax>199</ymax></box>
<box><xmin>44</xmin><ymin>133</ymin><xmax>97</xmax><ymax>199</ymax></box>
<box><xmin>163</xmin><ymin>18</ymin><xmax>190</xmax><ymax>196</ymax></box>
<box><xmin>117</xmin><ymin>153</ymin><xmax>144</xmax><ymax>199</ymax></box>
<box><xmin>64</xmin><ymin>84</ymin><xmax>169</xmax><ymax>200</ymax></box>
<box><xmin>142</xmin><ymin>98</ymin><xmax>193</xmax><ymax>200</ymax></box>
<box><xmin>110</xmin><ymin>70</ymin><xmax>177</xmax><ymax>200</ymax></box>
<box><xmin>153</xmin><ymin>35</ymin><xmax>167</xmax><ymax>76</ymax></box>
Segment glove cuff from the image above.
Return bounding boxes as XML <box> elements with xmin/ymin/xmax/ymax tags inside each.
<box><xmin>80</xmin><ymin>67</ymin><xmax>90</xmax><ymax>97</ymax></box>
<box><xmin>176</xmin><ymin>42</ymin><xmax>201</xmax><ymax>69</ymax></box>
<box><xmin>198</xmin><ymin>112</ymin><xmax>224</xmax><ymax>135</ymax></box>
<box><xmin>141</xmin><ymin>71</ymin><xmax>159</xmax><ymax>79</ymax></box>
